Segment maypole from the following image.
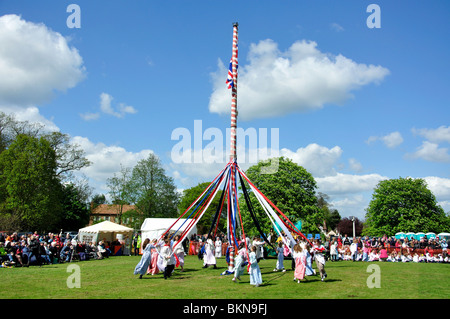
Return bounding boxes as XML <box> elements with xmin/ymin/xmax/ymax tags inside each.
<box><xmin>158</xmin><ymin>22</ymin><xmax>313</xmax><ymax>277</ymax></box>
<box><xmin>229</xmin><ymin>22</ymin><xmax>239</xmax><ymax>161</ymax></box>
<box><xmin>227</xmin><ymin>22</ymin><xmax>239</xmax><ymax>272</ymax></box>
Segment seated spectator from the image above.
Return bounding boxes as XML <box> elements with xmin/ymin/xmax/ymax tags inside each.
<box><xmin>40</xmin><ymin>242</ymin><xmax>52</xmax><ymax>265</ymax></box>
<box><xmin>49</xmin><ymin>241</ymin><xmax>60</xmax><ymax>264</ymax></box>
<box><xmin>369</xmin><ymin>249</ymin><xmax>379</xmax><ymax>261</ymax></box>
<box><xmin>76</xmin><ymin>241</ymin><xmax>87</xmax><ymax>261</ymax></box>
<box><xmin>387</xmin><ymin>252</ymin><xmax>396</xmax><ymax>262</ymax></box>
<box><xmin>17</xmin><ymin>240</ymin><xmax>31</xmax><ymax>267</ymax></box>
<box><xmin>400</xmin><ymin>253</ymin><xmax>410</xmax><ymax>262</ymax></box>
<box><xmin>88</xmin><ymin>242</ymin><xmax>102</xmax><ymax>259</ymax></box>
<box><xmin>60</xmin><ymin>242</ymin><xmax>73</xmax><ymax>262</ymax></box>
<box><xmin>97</xmin><ymin>241</ymin><xmax>109</xmax><ymax>259</ymax></box>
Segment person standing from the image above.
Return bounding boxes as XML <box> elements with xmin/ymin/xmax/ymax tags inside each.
<box><xmin>147</xmin><ymin>239</ymin><xmax>160</xmax><ymax>275</ymax></box>
<box><xmin>330</xmin><ymin>240</ymin><xmax>338</xmax><ymax>262</ymax></box>
<box><xmin>134</xmin><ymin>238</ymin><xmax>157</xmax><ymax>279</ymax></box>
<box><xmin>202</xmin><ymin>235</ymin><xmax>217</xmax><ymax>269</ymax></box>
<box><xmin>273</xmin><ymin>241</ymin><xmax>286</xmax><ymax>272</ymax></box>
<box><xmin>232</xmin><ymin>242</ymin><xmax>247</xmax><ymax>282</ymax></box>
<box><xmin>160</xmin><ymin>238</ymin><xmax>176</xmax><ymax>279</ymax></box>
<box><xmin>215</xmin><ymin>236</ymin><xmax>222</xmax><ymax>258</ymax></box>
<box><xmin>252</xmin><ymin>237</ymin><xmax>265</xmax><ymax>262</ymax></box>
<box><xmin>350</xmin><ymin>240</ymin><xmax>358</xmax><ymax>262</ymax></box>
<box><xmin>248</xmin><ymin>246</ymin><xmax>262</xmax><ymax>287</ymax></box>
<box><xmin>293</xmin><ymin>244</ymin><xmax>306</xmax><ymax>283</ymax></box>
<box><xmin>313</xmin><ymin>239</ymin><xmax>327</xmax><ymax>281</ymax></box>
<box><xmin>173</xmin><ymin>235</ymin><xmax>185</xmax><ymax>272</ymax></box>
<box><xmin>133</xmin><ymin>233</ymin><xmax>141</xmax><ymax>256</ymax></box>
<box><xmin>305</xmin><ymin>243</ymin><xmax>316</xmax><ymax>276</ymax></box>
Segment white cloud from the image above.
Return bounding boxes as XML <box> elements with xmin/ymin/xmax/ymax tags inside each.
<box><xmin>315</xmin><ymin>173</ymin><xmax>388</xmax><ymax>195</ymax></box>
<box><xmin>0</xmin><ymin>14</ymin><xmax>85</xmax><ymax>108</ymax></box>
<box><xmin>366</xmin><ymin>131</ymin><xmax>403</xmax><ymax>148</ymax></box>
<box><xmin>209</xmin><ymin>39</ymin><xmax>389</xmax><ymax>120</ymax></box>
<box><xmin>72</xmin><ymin>136</ymin><xmax>153</xmax><ymax>192</ymax></box>
<box><xmin>423</xmin><ymin>176</ymin><xmax>450</xmax><ymax>201</ymax></box>
<box><xmin>412</xmin><ymin>126</ymin><xmax>450</xmax><ymax>144</ymax></box>
<box><xmin>280</xmin><ymin>143</ymin><xmax>342</xmax><ymax>177</ymax></box>
<box><xmin>407</xmin><ymin>141</ymin><xmax>450</xmax><ymax>163</ymax></box>
<box><xmin>329</xmin><ymin>195</ymin><xmax>368</xmax><ymax>220</ymax></box>
<box><xmin>80</xmin><ymin>93</ymin><xmax>137</xmax><ymax>120</ymax></box>
<box><xmin>0</xmin><ymin>105</ymin><xmax>60</xmax><ymax>133</ymax></box>
<box><xmin>79</xmin><ymin>112</ymin><xmax>100</xmax><ymax>121</ymax></box>
<box><xmin>330</xmin><ymin>23</ymin><xmax>344</xmax><ymax>32</ymax></box>
<box><xmin>348</xmin><ymin>158</ymin><xmax>363</xmax><ymax>173</ymax></box>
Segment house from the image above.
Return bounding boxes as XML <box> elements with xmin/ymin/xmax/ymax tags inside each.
<box><xmin>89</xmin><ymin>204</ymin><xmax>140</xmax><ymax>227</ymax></box>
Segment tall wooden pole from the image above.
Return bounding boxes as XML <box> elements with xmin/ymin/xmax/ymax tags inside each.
<box><xmin>230</xmin><ymin>22</ymin><xmax>239</xmax><ymax>161</ymax></box>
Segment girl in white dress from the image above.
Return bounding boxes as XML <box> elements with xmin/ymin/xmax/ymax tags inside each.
<box><xmin>273</xmin><ymin>241</ymin><xmax>286</xmax><ymax>272</ymax></box>
<box><xmin>203</xmin><ymin>236</ymin><xmax>217</xmax><ymax>269</ymax></box>
<box><xmin>248</xmin><ymin>246</ymin><xmax>263</xmax><ymax>287</ymax></box>
<box><xmin>215</xmin><ymin>237</ymin><xmax>222</xmax><ymax>258</ymax></box>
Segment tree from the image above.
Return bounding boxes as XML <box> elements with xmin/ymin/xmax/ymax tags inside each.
<box><xmin>239</xmin><ymin>157</ymin><xmax>322</xmax><ymax>237</ymax></box>
<box><xmin>0</xmin><ymin>134</ymin><xmax>62</xmax><ymax>231</ymax></box>
<box><xmin>59</xmin><ymin>183</ymin><xmax>90</xmax><ymax>231</ymax></box>
<box><xmin>129</xmin><ymin>154</ymin><xmax>180</xmax><ymax>219</ymax></box>
<box><xmin>43</xmin><ymin>131</ymin><xmax>92</xmax><ymax>180</ymax></box>
<box><xmin>337</xmin><ymin>217</ymin><xmax>363</xmax><ymax>237</ymax></box>
<box><xmin>178</xmin><ymin>182</ymin><xmax>226</xmax><ymax>235</ymax></box>
<box><xmin>91</xmin><ymin>194</ymin><xmax>106</xmax><ymax>210</ymax></box>
<box><xmin>0</xmin><ymin>113</ymin><xmax>92</xmax><ymax>231</ymax></box>
<box><xmin>364</xmin><ymin>177</ymin><xmax>450</xmax><ymax>236</ymax></box>
<box><xmin>316</xmin><ymin>192</ymin><xmax>341</xmax><ymax>232</ymax></box>
<box><xmin>107</xmin><ymin>164</ymin><xmax>133</xmax><ymax>224</ymax></box>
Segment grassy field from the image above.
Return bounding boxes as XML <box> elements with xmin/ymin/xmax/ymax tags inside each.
<box><xmin>1</xmin><ymin>255</ymin><xmax>449</xmax><ymax>299</ymax></box>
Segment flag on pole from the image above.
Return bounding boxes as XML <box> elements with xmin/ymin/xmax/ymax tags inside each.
<box><xmin>226</xmin><ymin>60</ymin><xmax>234</xmax><ymax>89</ymax></box>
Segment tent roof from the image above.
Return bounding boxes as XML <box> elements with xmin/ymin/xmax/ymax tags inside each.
<box><xmin>79</xmin><ymin>221</ymin><xmax>133</xmax><ymax>234</ymax></box>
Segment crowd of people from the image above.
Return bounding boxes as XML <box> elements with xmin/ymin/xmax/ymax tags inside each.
<box><xmin>0</xmin><ymin>231</ymin><xmax>113</xmax><ymax>268</ymax></box>
<box><xmin>327</xmin><ymin>234</ymin><xmax>449</xmax><ymax>263</ymax></box>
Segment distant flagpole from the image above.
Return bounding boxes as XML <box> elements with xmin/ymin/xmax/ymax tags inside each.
<box><xmin>229</xmin><ymin>22</ymin><xmax>238</xmax><ymax>161</ymax></box>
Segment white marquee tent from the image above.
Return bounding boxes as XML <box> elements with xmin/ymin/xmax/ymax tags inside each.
<box><xmin>78</xmin><ymin>221</ymin><xmax>134</xmax><ymax>244</ymax></box>
<box><xmin>140</xmin><ymin>218</ymin><xmax>197</xmax><ymax>241</ymax></box>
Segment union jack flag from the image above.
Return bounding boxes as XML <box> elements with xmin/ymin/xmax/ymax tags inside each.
<box><xmin>226</xmin><ymin>59</ymin><xmax>234</xmax><ymax>89</ymax></box>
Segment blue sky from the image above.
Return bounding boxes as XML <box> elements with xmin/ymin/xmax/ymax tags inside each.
<box><xmin>1</xmin><ymin>0</ymin><xmax>449</xmax><ymax>221</ymax></box>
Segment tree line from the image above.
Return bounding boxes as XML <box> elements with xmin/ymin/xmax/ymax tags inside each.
<box><xmin>1</xmin><ymin>112</ymin><xmax>448</xmax><ymax>237</ymax></box>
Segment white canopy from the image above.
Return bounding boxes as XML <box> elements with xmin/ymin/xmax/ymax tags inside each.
<box><xmin>140</xmin><ymin>218</ymin><xmax>197</xmax><ymax>242</ymax></box>
<box><xmin>78</xmin><ymin>221</ymin><xmax>134</xmax><ymax>244</ymax></box>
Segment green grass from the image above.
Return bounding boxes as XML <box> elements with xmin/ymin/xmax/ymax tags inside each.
<box><xmin>1</xmin><ymin>255</ymin><xmax>449</xmax><ymax>299</ymax></box>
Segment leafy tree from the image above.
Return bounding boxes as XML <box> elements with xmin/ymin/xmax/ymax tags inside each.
<box><xmin>129</xmin><ymin>154</ymin><xmax>180</xmax><ymax>219</ymax></box>
<box><xmin>91</xmin><ymin>194</ymin><xmax>106</xmax><ymax>210</ymax></box>
<box><xmin>239</xmin><ymin>157</ymin><xmax>322</xmax><ymax>237</ymax></box>
<box><xmin>43</xmin><ymin>131</ymin><xmax>92</xmax><ymax>180</ymax></box>
<box><xmin>107</xmin><ymin>164</ymin><xmax>133</xmax><ymax>224</ymax></box>
<box><xmin>337</xmin><ymin>217</ymin><xmax>363</xmax><ymax>237</ymax></box>
<box><xmin>364</xmin><ymin>177</ymin><xmax>450</xmax><ymax>236</ymax></box>
<box><xmin>59</xmin><ymin>183</ymin><xmax>90</xmax><ymax>231</ymax></box>
<box><xmin>0</xmin><ymin>134</ymin><xmax>62</xmax><ymax>231</ymax></box>
<box><xmin>316</xmin><ymin>192</ymin><xmax>341</xmax><ymax>231</ymax></box>
<box><xmin>178</xmin><ymin>182</ymin><xmax>226</xmax><ymax>235</ymax></box>
<box><xmin>0</xmin><ymin>113</ymin><xmax>91</xmax><ymax>232</ymax></box>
